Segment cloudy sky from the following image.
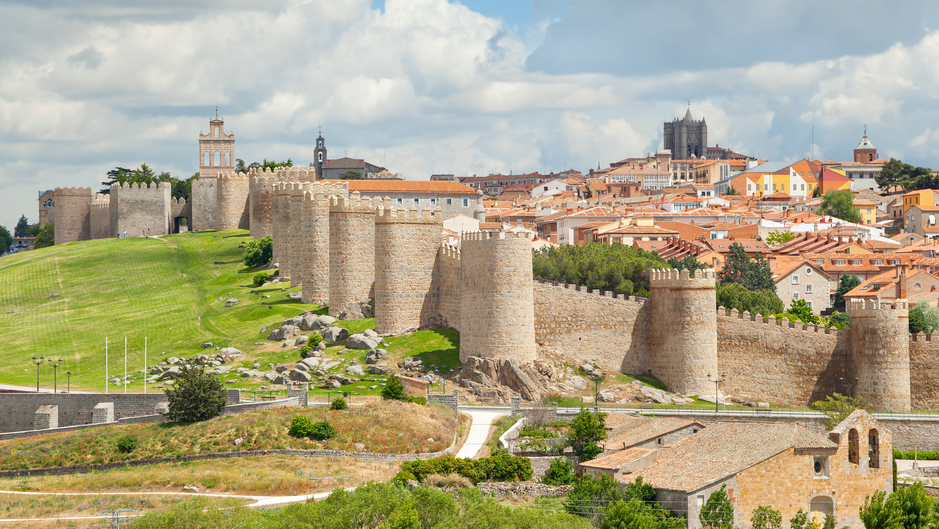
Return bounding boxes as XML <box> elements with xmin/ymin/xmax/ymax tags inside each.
<box><xmin>2</xmin><ymin>0</ymin><xmax>939</xmax><ymax>230</ymax></box>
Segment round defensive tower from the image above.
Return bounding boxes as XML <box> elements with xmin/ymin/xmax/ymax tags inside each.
<box><xmin>52</xmin><ymin>187</ymin><xmax>93</xmax><ymax>245</ymax></box>
<box><xmin>249</xmin><ymin>168</ymin><xmax>275</xmax><ymax>239</ymax></box>
<box><xmin>271</xmin><ymin>182</ymin><xmax>292</xmax><ymax>275</ymax></box>
<box><xmin>215</xmin><ymin>172</ymin><xmax>250</xmax><ymax>231</ymax></box>
<box><xmin>848</xmin><ymin>298</ymin><xmax>910</xmax><ymax>412</ymax></box>
<box><xmin>648</xmin><ymin>268</ymin><xmax>718</xmax><ymax>396</ymax></box>
<box><xmin>300</xmin><ymin>182</ymin><xmax>349</xmax><ymax>306</ymax></box>
<box><xmin>328</xmin><ymin>192</ymin><xmax>377</xmax><ymax>317</ymax></box>
<box><xmin>459</xmin><ymin>231</ymin><xmax>536</xmax><ymax>363</ymax></box>
<box><xmin>287</xmin><ymin>182</ymin><xmax>306</xmax><ymax>286</ymax></box>
<box><xmin>374</xmin><ymin>201</ymin><xmax>443</xmax><ymax>335</ymax></box>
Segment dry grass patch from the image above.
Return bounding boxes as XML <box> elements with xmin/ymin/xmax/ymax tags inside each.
<box><xmin>1</xmin><ymin>455</ymin><xmax>398</xmax><ymax>497</ymax></box>
<box><xmin>0</xmin><ymin>400</ymin><xmax>458</xmax><ymax>470</ymax></box>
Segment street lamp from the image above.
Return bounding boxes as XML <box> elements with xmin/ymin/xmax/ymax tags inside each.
<box><xmin>593</xmin><ymin>371</ymin><xmax>606</xmax><ymax>413</ymax></box>
<box><xmin>66</xmin><ymin>371</ymin><xmax>71</xmax><ymax>393</ymax></box>
<box><xmin>48</xmin><ymin>358</ymin><xmax>63</xmax><ymax>393</ymax></box>
<box><xmin>839</xmin><ymin>377</ymin><xmax>858</xmax><ymax>398</ymax></box>
<box><xmin>31</xmin><ymin>356</ymin><xmax>45</xmax><ymax>392</ymax></box>
<box><xmin>707</xmin><ymin>373</ymin><xmax>726</xmax><ymax>413</ymax></box>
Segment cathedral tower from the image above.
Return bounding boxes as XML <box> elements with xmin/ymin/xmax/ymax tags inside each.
<box><xmin>664</xmin><ymin>105</ymin><xmax>707</xmax><ymax>159</ymax></box>
<box><xmin>314</xmin><ymin>130</ymin><xmax>327</xmax><ymax>180</ymax></box>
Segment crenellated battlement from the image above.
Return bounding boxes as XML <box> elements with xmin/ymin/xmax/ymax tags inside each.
<box><xmin>649</xmin><ymin>267</ymin><xmax>717</xmax><ymax>290</ymax></box>
<box><xmin>111</xmin><ymin>181</ymin><xmax>171</xmax><ymax>192</ymax></box>
<box><xmin>462</xmin><ymin>230</ymin><xmax>533</xmax><ymax>242</ymax></box>
<box><xmin>54</xmin><ymin>186</ymin><xmax>92</xmax><ymax>197</ymax></box>
<box><xmin>92</xmin><ymin>193</ymin><xmax>110</xmax><ymax>205</ymax></box>
<box><xmin>193</xmin><ymin>179</ymin><xmax>215</xmax><ymax>188</ymax></box>
<box><xmin>217</xmin><ymin>171</ymin><xmax>249</xmax><ymax>182</ymax></box>
<box><xmin>849</xmin><ymin>298</ymin><xmax>909</xmax><ymax>317</ymax></box>
<box><xmin>172</xmin><ymin>196</ymin><xmax>186</xmax><ymax>206</ymax></box>
<box><xmin>719</xmin><ymin>306</ymin><xmax>845</xmax><ymax>336</ymax></box>
<box><xmin>533</xmin><ymin>277</ymin><xmax>648</xmax><ymax>304</ymax></box>
<box><xmin>440</xmin><ymin>243</ymin><xmax>462</xmax><ymax>261</ymax></box>
<box><xmin>375</xmin><ymin>204</ymin><xmax>442</xmax><ymax>223</ymax></box>
<box><xmin>329</xmin><ymin>191</ymin><xmax>377</xmax><ymax>213</ymax></box>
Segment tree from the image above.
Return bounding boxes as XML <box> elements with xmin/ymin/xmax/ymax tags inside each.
<box><xmin>568</xmin><ymin>409</ymin><xmax>607</xmax><ymax>461</ymax></box>
<box><xmin>601</xmin><ymin>498</ymin><xmax>658</xmax><ymax>529</ymax></box>
<box><xmin>33</xmin><ymin>223</ymin><xmax>54</xmax><ymax>249</ymax></box>
<box><xmin>830</xmin><ymin>311</ymin><xmax>851</xmax><ymax>330</ymax></box>
<box><xmin>164</xmin><ymin>366</ymin><xmax>228</xmax><ymax>422</ymax></box>
<box><xmin>243</xmin><ymin>236</ymin><xmax>273</xmax><ymax>268</ymax></box>
<box><xmin>716</xmin><ymin>283</ymin><xmax>783</xmax><ymax>316</ymax></box>
<box><xmin>765</xmin><ymin>230</ymin><xmax>796</xmax><ymax>247</ymax></box>
<box><xmin>781</xmin><ymin>299</ymin><xmax>820</xmax><ymax>325</ymax></box>
<box><xmin>811</xmin><ymin>393</ymin><xmax>868</xmax><ymax>430</ymax></box>
<box><xmin>532</xmin><ymin>242</ymin><xmax>669</xmax><ymax>297</ymax></box>
<box><xmin>876</xmin><ymin>158</ymin><xmax>934</xmax><ymax>192</ymax></box>
<box><xmin>565</xmin><ymin>474</ymin><xmax>627</xmax><ymax>525</ymax></box>
<box><xmin>0</xmin><ymin>226</ymin><xmax>12</xmax><ymax>254</ymax></box>
<box><xmin>751</xmin><ymin>505</ymin><xmax>782</xmax><ymax>529</ymax></box>
<box><xmin>235</xmin><ymin>158</ymin><xmax>247</xmax><ymax>174</ymax></box>
<box><xmin>859</xmin><ymin>490</ymin><xmax>901</xmax><ymax>529</ymax></box>
<box><xmin>813</xmin><ymin>185</ymin><xmax>822</xmax><ymax>197</ymax></box>
<box><xmin>699</xmin><ymin>484</ymin><xmax>734</xmax><ymax>529</ymax></box>
<box><xmin>541</xmin><ymin>457</ymin><xmax>575</xmax><ymax>485</ymax></box>
<box><xmin>339</xmin><ymin>170</ymin><xmax>364</xmax><ymax>180</ymax></box>
<box><xmin>723</xmin><ymin>186</ymin><xmax>740</xmax><ymax>196</ymax></box>
<box><xmin>716</xmin><ymin>243</ymin><xmax>775</xmax><ymax>293</ymax></box>
<box><xmin>100</xmin><ymin>164</ymin><xmax>163</xmax><ymax>194</ymax></box>
<box><xmin>14</xmin><ymin>215</ymin><xmax>30</xmax><ymax>237</ymax></box>
<box><xmin>261</xmin><ymin>158</ymin><xmax>293</xmax><ymax>171</ymax></box>
<box><xmin>893</xmin><ymin>482</ymin><xmax>932</xmax><ymax>529</ymax></box>
<box><xmin>909</xmin><ymin>300</ymin><xmax>939</xmax><ymax>334</ymax></box>
<box><xmin>381</xmin><ymin>375</ymin><xmax>408</xmax><ymax>401</ymax></box>
<box><xmin>667</xmin><ymin>254</ymin><xmax>706</xmax><ymax>274</ymax></box>
<box><xmin>834</xmin><ymin>274</ymin><xmax>862</xmax><ymax>309</ymax></box>
<box><xmin>816</xmin><ymin>190</ymin><xmax>862</xmax><ymax>224</ymax></box>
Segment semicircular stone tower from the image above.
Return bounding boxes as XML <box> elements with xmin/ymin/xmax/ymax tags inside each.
<box><xmin>848</xmin><ymin>298</ymin><xmax>910</xmax><ymax>413</ymax></box>
<box><xmin>298</xmin><ymin>181</ymin><xmax>348</xmax><ymax>305</ymax></box>
<box><xmin>328</xmin><ymin>192</ymin><xmax>377</xmax><ymax>317</ymax></box>
<box><xmin>374</xmin><ymin>202</ymin><xmax>443</xmax><ymax>335</ymax></box>
<box><xmin>649</xmin><ymin>268</ymin><xmax>718</xmax><ymax>396</ymax></box>
<box><xmin>249</xmin><ymin>168</ymin><xmax>275</xmax><ymax>239</ymax></box>
<box><xmin>271</xmin><ymin>181</ymin><xmax>292</xmax><ymax>274</ymax></box>
<box><xmin>459</xmin><ymin>231</ymin><xmax>536</xmax><ymax>363</ymax></box>
<box><xmin>215</xmin><ymin>173</ymin><xmax>250</xmax><ymax>231</ymax></box>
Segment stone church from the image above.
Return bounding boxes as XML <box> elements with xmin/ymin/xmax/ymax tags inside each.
<box><xmin>664</xmin><ymin>106</ymin><xmax>708</xmax><ymax>159</ymax></box>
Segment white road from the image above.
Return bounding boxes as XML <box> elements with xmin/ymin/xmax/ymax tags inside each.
<box><xmin>455</xmin><ymin>407</ymin><xmax>510</xmax><ymax>459</ymax></box>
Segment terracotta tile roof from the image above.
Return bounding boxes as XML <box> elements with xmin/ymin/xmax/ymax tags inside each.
<box><xmin>322</xmin><ymin>157</ymin><xmax>369</xmax><ymax>170</ymax></box>
<box><xmin>637</xmin><ymin>421</ymin><xmax>835</xmax><ymax>492</ymax></box>
<box><xmin>580</xmin><ymin>447</ymin><xmax>656</xmax><ymax>470</ymax></box>
<box><xmin>602</xmin><ymin>416</ymin><xmax>704</xmax><ymax>450</ymax></box>
<box><xmin>346</xmin><ymin>180</ymin><xmax>478</xmax><ymax>194</ymax></box>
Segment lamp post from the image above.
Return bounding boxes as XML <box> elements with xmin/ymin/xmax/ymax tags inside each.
<box><xmin>48</xmin><ymin>358</ymin><xmax>63</xmax><ymax>393</ymax></box>
<box><xmin>66</xmin><ymin>371</ymin><xmax>71</xmax><ymax>393</ymax></box>
<box><xmin>707</xmin><ymin>373</ymin><xmax>726</xmax><ymax>413</ymax></box>
<box><xmin>839</xmin><ymin>377</ymin><xmax>858</xmax><ymax>398</ymax></box>
<box><xmin>31</xmin><ymin>356</ymin><xmax>45</xmax><ymax>392</ymax></box>
<box><xmin>593</xmin><ymin>371</ymin><xmax>606</xmax><ymax>413</ymax></box>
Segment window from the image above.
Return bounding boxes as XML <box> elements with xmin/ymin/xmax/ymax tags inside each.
<box><xmin>396</xmin><ymin>198</ymin><xmax>403</xmax><ymax>205</ymax></box>
<box><xmin>814</xmin><ymin>456</ymin><xmax>830</xmax><ymax>478</ymax></box>
<box><xmin>446</xmin><ymin>198</ymin><xmax>452</xmax><ymax>205</ymax></box>
<box><xmin>462</xmin><ymin>199</ymin><xmax>469</xmax><ymax>207</ymax></box>
<box><xmin>806</xmin><ymin>284</ymin><xmax>812</xmax><ymax>293</ymax></box>
<box><xmin>805</xmin><ymin>268</ymin><xmax>813</xmax><ymax>276</ymax></box>
<box><xmin>807</xmin><ymin>301</ymin><xmax>813</xmax><ymax>308</ymax></box>
<box><xmin>848</xmin><ymin>428</ymin><xmax>860</xmax><ymax>464</ymax></box>
<box><xmin>875</xmin><ymin>259</ymin><xmax>884</xmax><ymax>266</ymax></box>
<box><xmin>869</xmin><ymin>429</ymin><xmax>880</xmax><ymax>468</ymax></box>
<box><xmin>430</xmin><ymin>198</ymin><xmax>437</xmax><ymax>206</ymax></box>
<box><xmin>792</xmin><ymin>275</ymin><xmax>800</xmax><ymax>285</ymax></box>
<box><xmin>793</xmin><ymin>293</ymin><xmax>799</xmax><ymax>300</ymax></box>
<box><xmin>836</xmin><ymin>259</ymin><xmax>846</xmax><ymax>266</ymax></box>
<box><xmin>413</xmin><ymin>198</ymin><xmax>420</xmax><ymax>206</ymax></box>
<box><xmin>852</xmin><ymin>260</ymin><xmax>861</xmax><ymax>266</ymax></box>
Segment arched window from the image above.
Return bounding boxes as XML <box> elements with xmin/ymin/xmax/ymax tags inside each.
<box><xmin>869</xmin><ymin>153</ymin><xmax>873</xmax><ymax>162</ymax></box>
<box><xmin>869</xmin><ymin>429</ymin><xmax>880</xmax><ymax>468</ymax></box>
<box><xmin>203</xmin><ymin>152</ymin><xmax>210</xmax><ymax>167</ymax></box>
<box><xmin>214</xmin><ymin>151</ymin><xmax>220</xmax><ymax>166</ymax></box>
<box><xmin>848</xmin><ymin>428</ymin><xmax>860</xmax><ymax>464</ymax></box>
<box><xmin>224</xmin><ymin>152</ymin><xmax>230</xmax><ymax>166</ymax></box>
<box><xmin>810</xmin><ymin>495</ymin><xmax>835</xmax><ymax>516</ymax></box>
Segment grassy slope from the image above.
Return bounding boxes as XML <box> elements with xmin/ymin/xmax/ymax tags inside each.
<box><xmin>0</xmin><ymin>230</ymin><xmax>314</xmax><ymax>391</ymax></box>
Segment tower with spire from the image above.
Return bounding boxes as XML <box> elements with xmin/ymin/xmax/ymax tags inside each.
<box><xmin>314</xmin><ymin>127</ymin><xmax>327</xmax><ymax>180</ymax></box>
<box><xmin>854</xmin><ymin>126</ymin><xmax>877</xmax><ymax>163</ymax></box>
<box><xmin>664</xmin><ymin>104</ymin><xmax>708</xmax><ymax>159</ymax></box>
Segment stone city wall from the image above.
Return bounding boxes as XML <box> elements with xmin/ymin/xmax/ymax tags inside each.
<box><xmin>287</xmin><ymin>182</ymin><xmax>306</xmax><ymax>285</ymax></box>
<box><xmin>0</xmin><ymin>393</ymin><xmax>168</xmax><ymax>433</ymax></box>
<box><xmin>532</xmin><ymin>280</ymin><xmax>650</xmax><ymax>375</ymax></box>
<box><xmin>299</xmin><ymin>181</ymin><xmax>348</xmax><ymax>305</ymax></box>
<box><xmin>434</xmin><ymin>244</ymin><xmax>463</xmax><ymax>332</ymax></box>
<box><xmin>849</xmin><ymin>299</ymin><xmax>911</xmax><ymax>413</ymax></box>
<box><xmin>191</xmin><ymin>177</ymin><xmax>217</xmax><ymax>232</ymax></box>
<box><xmin>109</xmin><ymin>181</ymin><xmax>172</xmax><ymax>238</ymax></box>
<box><xmin>171</xmin><ymin>196</ymin><xmax>192</xmax><ymax>233</ymax></box>
<box><xmin>215</xmin><ymin>173</ymin><xmax>250</xmax><ymax>232</ymax></box>
<box><xmin>328</xmin><ymin>192</ymin><xmax>377</xmax><ymax>317</ymax></box>
<box><xmin>53</xmin><ymin>187</ymin><xmax>92</xmax><ymax>245</ymax></box>
<box><xmin>909</xmin><ymin>334</ymin><xmax>939</xmax><ymax>410</ymax></box>
<box><xmin>272</xmin><ymin>182</ymin><xmax>292</xmax><ymax>276</ymax></box>
<box><xmin>90</xmin><ymin>194</ymin><xmax>111</xmax><ymax>240</ymax></box>
<box><xmin>459</xmin><ymin>231</ymin><xmax>536</xmax><ymax>363</ymax></box>
<box><xmin>249</xmin><ymin>173</ymin><xmax>275</xmax><ymax>239</ymax></box>
<box><xmin>374</xmin><ymin>204</ymin><xmax>443</xmax><ymax>334</ymax></box>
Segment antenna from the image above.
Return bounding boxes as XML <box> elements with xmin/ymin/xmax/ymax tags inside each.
<box><xmin>215</xmin><ymin>100</ymin><xmax>218</xmax><ymax>119</ymax></box>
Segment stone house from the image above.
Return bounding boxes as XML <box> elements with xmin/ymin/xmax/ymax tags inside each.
<box><xmin>347</xmin><ymin>180</ymin><xmax>484</xmax><ymax>220</ymax></box>
<box><xmin>636</xmin><ymin>411</ymin><xmax>891</xmax><ymax>529</ymax></box>
<box><xmin>772</xmin><ymin>258</ymin><xmax>831</xmax><ymax>312</ymax></box>
<box><xmin>580</xmin><ymin>416</ymin><xmax>705</xmax><ymax>480</ymax></box>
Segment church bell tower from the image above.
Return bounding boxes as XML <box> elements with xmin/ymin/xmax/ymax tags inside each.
<box><xmin>314</xmin><ymin>129</ymin><xmax>327</xmax><ymax>180</ymax></box>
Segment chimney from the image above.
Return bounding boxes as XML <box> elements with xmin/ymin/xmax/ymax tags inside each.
<box><xmin>897</xmin><ymin>264</ymin><xmax>908</xmax><ymax>299</ymax></box>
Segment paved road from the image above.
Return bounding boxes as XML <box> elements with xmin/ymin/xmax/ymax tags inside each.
<box><xmin>455</xmin><ymin>407</ymin><xmax>511</xmax><ymax>459</ymax></box>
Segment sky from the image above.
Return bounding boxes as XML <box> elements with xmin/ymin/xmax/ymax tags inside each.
<box><xmin>3</xmin><ymin>0</ymin><xmax>939</xmax><ymax>230</ymax></box>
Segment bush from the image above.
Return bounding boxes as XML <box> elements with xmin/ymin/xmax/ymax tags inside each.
<box><xmin>406</xmin><ymin>396</ymin><xmax>427</xmax><ymax>406</ymax></box>
<box><xmin>243</xmin><ymin>235</ymin><xmax>273</xmax><ymax>268</ymax></box>
<box><xmin>116</xmin><ymin>434</ymin><xmax>138</xmax><ymax>454</ymax></box>
<box><xmin>716</xmin><ymin>282</ymin><xmax>783</xmax><ymax>317</ymax></box>
<box><xmin>381</xmin><ymin>376</ymin><xmax>408</xmax><ymax>401</ymax></box>
<box><xmin>393</xmin><ymin>471</ymin><xmax>417</xmax><ymax>483</ymax></box>
<box><xmin>400</xmin><ymin>454</ymin><xmax>532</xmax><ymax>484</ymax></box>
<box><xmin>565</xmin><ymin>474</ymin><xmax>627</xmax><ymax>525</ymax></box>
<box><xmin>751</xmin><ymin>505</ymin><xmax>782</xmax><ymax>529</ymax></box>
<box><xmin>422</xmin><ymin>473</ymin><xmax>473</xmax><ymax>491</ymax></box>
<box><xmin>310</xmin><ymin>420</ymin><xmax>335</xmax><ymax>440</ymax></box>
<box><xmin>532</xmin><ymin>242</ymin><xmax>668</xmax><ymax>297</ymax></box>
<box><xmin>790</xmin><ymin>509</ymin><xmax>808</xmax><ymax>529</ymax></box>
<box><xmin>330</xmin><ymin>397</ymin><xmax>348</xmax><ymax>411</ymax></box>
<box><xmin>252</xmin><ymin>272</ymin><xmax>269</xmax><ymax>287</ymax></box>
<box><xmin>568</xmin><ymin>409</ymin><xmax>607</xmax><ymax>461</ymax></box>
<box><xmin>894</xmin><ymin>449</ymin><xmax>939</xmax><ymax>460</ymax></box>
<box><xmin>700</xmin><ymin>484</ymin><xmax>734</xmax><ymax>529</ymax></box>
<box><xmin>541</xmin><ymin>458</ymin><xmax>575</xmax><ymax>486</ymax></box>
<box><xmin>164</xmin><ymin>366</ymin><xmax>228</xmax><ymax>423</ymax></box>
<box><xmin>519</xmin><ymin>428</ymin><xmax>561</xmax><ymax>439</ymax></box>
<box><xmin>299</xmin><ymin>334</ymin><xmax>323</xmax><ymax>359</ymax></box>
<box><xmin>289</xmin><ymin>415</ymin><xmax>315</xmax><ymax>438</ymax></box>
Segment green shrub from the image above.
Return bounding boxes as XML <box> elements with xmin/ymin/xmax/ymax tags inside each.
<box><xmin>700</xmin><ymin>484</ymin><xmax>734</xmax><ymax>529</ymax></box>
<box><xmin>406</xmin><ymin>396</ymin><xmax>427</xmax><ymax>406</ymax></box>
<box><xmin>116</xmin><ymin>434</ymin><xmax>138</xmax><ymax>454</ymax></box>
<box><xmin>252</xmin><ymin>272</ymin><xmax>269</xmax><ymax>287</ymax></box>
<box><xmin>790</xmin><ymin>509</ymin><xmax>808</xmax><ymax>529</ymax></box>
<box><xmin>299</xmin><ymin>334</ymin><xmax>323</xmax><ymax>359</ymax></box>
<box><xmin>289</xmin><ymin>415</ymin><xmax>315</xmax><ymax>438</ymax></box>
<box><xmin>381</xmin><ymin>376</ymin><xmax>408</xmax><ymax>401</ymax></box>
<box><xmin>894</xmin><ymin>449</ymin><xmax>939</xmax><ymax>460</ymax></box>
<box><xmin>751</xmin><ymin>505</ymin><xmax>782</xmax><ymax>529</ymax></box>
<box><xmin>400</xmin><ymin>454</ymin><xmax>531</xmax><ymax>484</ymax></box>
<box><xmin>565</xmin><ymin>474</ymin><xmax>627</xmax><ymax>525</ymax></box>
<box><xmin>393</xmin><ymin>471</ymin><xmax>417</xmax><ymax>483</ymax></box>
<box><xmin>519</xmin><ymin>428</ymin><xmax>560</xmax><ymax>438</ymax></box>
<box><xmin>310</xmin><ymin>420</ymin><xmax>335</xmax><ymax>440</ymax></box>
<box><xmin>568</xmin><ymin>409</ymin><xmax>606</xmax><ymax>461</ymax></box>
<box><xmin>541</xmin><ymin>458</ymin><xmax>574</xmax><ymax>486</ymax></box>
<box><xmin>164</xmin><ymin>366</ymin><xmax>228</xmax><ymax>423</ymax></box>
<box><xmin>243</xmin><ymin>235</ymin><xmax>273</xmax><ymax>268</ymax></box>
<box><xmin>330</xmin><ymin>398</ymin><xmax>348</xmax><ymax>411</ymax></box>
<box><xmin>532</xmin><ymin>242</ymin><xmax>668</xmax><ymax>297</ymax></box>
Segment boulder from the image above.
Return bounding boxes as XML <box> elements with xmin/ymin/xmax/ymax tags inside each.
<box><xmin>294</xmin><ymin>362</ymin><xmax>310</xmax><ymax>372</ymax></box>
<box><xmin>322</xmin><ymin>380</ymin><xmax>341</xmax><ymax>389</ymax></box>
<box><xmin>639</xmin><ymin>385</ymin><xmax>672</xmax><ymax>404</ymax></box>
<box><xmin>157</xmin><ymin>366</ymin><xmax>181</xmax><ymax>381</ymax></box>
<box><xmin>274</xmin><ymin>364</ymin><xmax>289</xmax><ymax>373</ymax></box>
<box><xmin>219</xmin><ymin>347</ymin><xmax>243</xmax><ymax>358</ymax></box>
<box><xmin>297</xmin><ymin>313</ymin><xmax>318</xmax><ymax>331</ymax></box>
<box><xmin>322</xmin><ymin>327</ymin><xmax>349</xmax><ymax>343</ymax></box>
<box><xmin>368</xmin><ymin>366</ymin><xmax>386</xmax><ymax>375</ymax></box>
<box><xmin>363</xmin><ymin>329</ymin><xmax>379</xmax><ymax>338</ymax></box>
<box><xmin>316</xmin><ymin>342</ymin><xmax>327</xmax><ymax>351</ymax></box>
<box><xmin>311</xmin><ymin>315</ymin><xmax>337</xmax><ymax>330</ymax></box>
<box><xmin>224</xmin><ymin>298</ymin><xmax>239</xmax><ymax>308</ymax></box>
<box><xmin>202</xmin><ymin>342</ymin><xmax>214</xmax><ymax>349</ymax></box>
<box><xmin>289</xmin><ymin>369</ymin><xmax>312</xmax><ymax>382</ymax></box>
<box><xmin>598</xmin><ymin>389</ymin><xmax>620</xmax><ymax>402</ymax></box>
<box><xmin>569</xmin><ymin>376</ymin><xmax>587</xmax><ymax>391</ymax></box>
<box><xmin>339</xmin><ymin>302</ymin><xmax>365</xmax><ymax>321</ymax></box>
<box><xmin>295</xmin><ymin>335</ymin><xmax>309</xmax><ymax>346</ymax></box>
<box><xmin>300</xmin><ymin>357</ymin><xmax>320</xmax><ymax>369</ymax></box>
<box><xmin>283</xmin><ymin>316</ymin><xmax>304</xmax><ymax>327</ymax></box>
<box><xmin>347</xmin><ymin>333</ymin><xmax>380</xmax><ymax>350</ymax></box>
<box><xmin>365</xmin><ymin>349</ymin><xmax>386</xmax><ymax>364</ymax></box>
<box><xmin>267</xmin><ymin>325</ymin><xmax>297</xmax><ymax>341</ymax></box>
<box><xmin>149</xmin><ymin>366</ymin><xmax>163</xmax><ymax>375</ymax></box>
<box><xmin>167</xmin><ymin>357</ymin><xmax>181</xmax><ymax>365</ymax></box>
<box><xmin>346</xmin><ymin>365</ymin><xmax>366</xmax><ymax>376</ymax></box>
<box><xmin>207</xmin><ymin>365</ymin><xmax>232</xmax><ymax>375</ymax></box>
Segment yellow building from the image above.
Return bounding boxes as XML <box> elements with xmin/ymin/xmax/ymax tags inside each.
<box><xmin>903</xmin><ymin>189</ymin><xmax>935</xmax><ymax>216</ymax></box>
<box><xmin>853</xmin><ymin>199</ymin><xmax>877</xmax><ymax>226</ymax></box>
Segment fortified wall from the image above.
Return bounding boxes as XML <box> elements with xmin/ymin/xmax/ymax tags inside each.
<box><xmin>90</xmin><ymin>194</ymin><xmax>111</xmax><ymax>240</ymax></box>
<box><xmin>53</xmin><ymin>187</ymin><xmax>93</xmax><ymax>245</ymax></box>
<box><xmin>109</xmin><ymin>181</ymin><xmax>172</xmax><ymax>237</ymax></box>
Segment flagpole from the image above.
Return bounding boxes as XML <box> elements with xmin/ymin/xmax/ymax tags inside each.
<box><xmin>144</xmin><ymin>337</ymin><xmax>148</xmax><ymax>394</ymax></box>
<box><xmin>124</xmin><ymin>337</ymin><xmax>127</xmax><ymax>394</ymax></box>
<box><xmin>105</xmin><ymin>337</ymin><xmax>109</xmax><ymax>394</ymax></box>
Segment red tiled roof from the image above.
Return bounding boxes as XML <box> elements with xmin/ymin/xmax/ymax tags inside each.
<box><xmin>346</xmin><ymin>181</ymin><xmax>478</xmax><ymax>194</ymax></box>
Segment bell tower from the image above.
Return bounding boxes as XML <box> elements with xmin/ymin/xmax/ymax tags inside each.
<box><xmin>314</xmin><ymin>128</ymin><xmax>327</xmax><ymax>180</ymax></box>
<box><xmin>199</xmin><ymin>109</ymin><xmax>235</xmax><ymax>177</ymax></box>
<box><xmin>854</xmin><ymin>126</ymin><xmax>877</xmax><ymax>163</ymax></box>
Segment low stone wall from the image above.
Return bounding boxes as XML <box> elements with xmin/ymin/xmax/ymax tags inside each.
<box><xmin>477</xmin><ymin>481</ymin><xmax>573</xmax><ymax>497</ymax></box>
<box><xmin>428</xmin><ymin>390</ymin><xmax>459</xmax><ymax>412</ymax></box>
<box><xmin>0</xmin><ymin>393</ymin><xmax>169</xmax><ymax>433</ymax></box>
<box><xmin>526</xmin><ymin>456</ymin><xmax>579</xmax><ymax>481</ymax></box>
